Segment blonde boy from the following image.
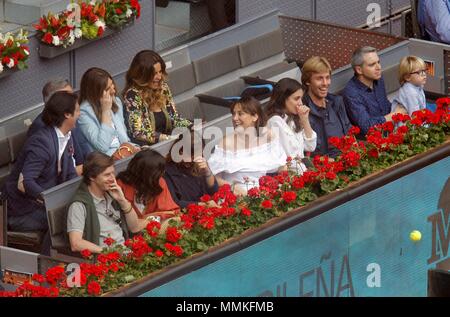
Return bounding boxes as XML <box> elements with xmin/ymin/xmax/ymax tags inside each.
<box><xmin>393</xmin><ymin>56</ymin><xmax>427</xmax><ymax>116</ymax></box>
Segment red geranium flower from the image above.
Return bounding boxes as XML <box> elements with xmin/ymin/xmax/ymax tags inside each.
<box><xmin>282</xmin><ymin>191</ymin><xmax>297</xmax><ymax>204</ymax></box>
<box><xmin>81</xmin><ymin>249</ymin><xmax>92</xmax><ymax>259</ymax></box>
<box><xmin>103</xmin><ymin>237</ymin><xmax>115</xmax><ymax>246</ymax></box>
<box><xmin>240</xmin><ymin>207</ymin><xmax>252</xmax><ymax>217</ymax></box>
<box><xmin>165</xmin><ymin>227</ymin><xmax>182</xmax><ymax>243</ymax></box>
<box><xmin>87</xmin><ymin>281</ymin><xmax>102</xmax><ymax>296</ymax></box>
<box><xmin>261</xmin><ymin>200</ymin><xmax>273</xmax><ymax>209</ymax></box>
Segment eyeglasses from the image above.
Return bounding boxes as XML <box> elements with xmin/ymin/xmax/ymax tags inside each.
<box><xmin>410</xmin><ymin>69</ymin><xmax>427</xmax><ymax>76</ymax></box>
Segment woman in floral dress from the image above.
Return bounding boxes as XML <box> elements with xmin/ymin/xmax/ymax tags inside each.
<box><xmin>122</xmin><ymin>50</ymin><xmax>190</xmax><ymax>145</ymax></box>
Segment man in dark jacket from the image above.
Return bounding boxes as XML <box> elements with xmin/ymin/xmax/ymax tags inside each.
<box><xmin>27</xmin><ymin>79</ymin><xmax>91</xmax><ymax>174</ymax></box>
<box><xmin>302</xmin><ymin>56</ymin><xmax>352</xmax><ymax>158</ymax></box>
<box><xmin>3</xmin><ymin>91</ymin><xmax>80</xmax><ymax>255</ymax></box>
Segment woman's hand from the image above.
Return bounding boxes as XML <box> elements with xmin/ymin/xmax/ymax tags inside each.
<box><xmin>296</xmin><ymin>105</ymin><xmax>310</xmax><ymax>120</ymax></box>
<box><xmin>194</xmin><ymin>156</ymin><xmax>212</xmax><ymax>177</ymax></box>
<box><xmin>100</xmin><ymin>90</ymin><xmax>113</xmax><ymax>112</ymax></box>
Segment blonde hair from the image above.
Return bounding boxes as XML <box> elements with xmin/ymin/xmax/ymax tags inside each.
<box><xmin>398</xmin><ymin>56</ymin><xmax>426</xmax><ymax>85</ymax></box>
<box><xmin>301</xmin><ymin>56</ymin><xmax>332</xmax><ymax>88</ymax></box>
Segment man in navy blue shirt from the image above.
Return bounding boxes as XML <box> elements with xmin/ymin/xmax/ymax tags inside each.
<box><xmin>342</xmin><ymin>46</ymin><xmax>406</xmax><ymax>136</ymax></box>
<box><xmin>302</xmin><ymin>56</ymin><xmax>352</xmax><ymax>158</ymax></box>
<box><xmin>418</xmin><ymin>0</ymin><xmax>450</xmax><ymax>44</ymax></box>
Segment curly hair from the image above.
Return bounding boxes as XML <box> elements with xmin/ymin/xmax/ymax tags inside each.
<box><xmin>123</xmin><ymin>50</ymin><xmax>168</xmax><ymax>112</ymax></box>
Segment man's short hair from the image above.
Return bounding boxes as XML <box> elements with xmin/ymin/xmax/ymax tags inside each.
<box><xmin>351</xmin><ymin>46</ymin><xmax>378</xmax><ymax>70</ymax></box>
<box><xmin>301</xmin><ymin>56</ymin><xmax>332</xmax><ymax>87</ymax></box>
<box><xmin>82</xmin><ymin>151</ymin><xmax>115</xmax><ymax>185</ymax></box>
<box><xmin>42</xmin><ymin>78</ymin><xmax>71</xmax><ymax>103</ymax></box>
<box><xmin>42</xmin><ymin>91</ymin><xmax>78</xmax><ymax>127</ymax></box>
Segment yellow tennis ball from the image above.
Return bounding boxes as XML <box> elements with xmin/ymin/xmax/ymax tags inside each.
<box><xmin>410</xmin><ymin>230</ymin><xmax>422</xmax><ymax>242</ymax></box>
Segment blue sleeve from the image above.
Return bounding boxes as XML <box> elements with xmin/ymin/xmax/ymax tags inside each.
<box><xmin>27</xmin><ymin>114</ymin><xmax>45</xmax><ymax>137</ymax></box>
<box><xmin>397</xmin><ymin>86</ymin><xmax>422</xmax><ymax>116</ymax></box>
<box><xmin>163</xmin><ymin>174</ymin><xmax>196</xmax><ymax>209</ymax></box>
<box><xmin>71</xmin><ymin>132</ymin><xmax>84</xmax><ymax>165</ymax></box>
<box><xmin>335</xmin><ymin>96</ymin><xmax>353</xmax><ymax>133</ymax></box>
<box><xmin>206</xmin><ymin>177</ymin><xmax>219</xmax><ymax>196</ymax></box>
<box><xmin>21</xmin><ymin>138</ymin><xmax>50</xmax><ymax>198</ymax></box>
<box><xmin>343</xmin><ymin>92</ymin><xmax>386</xmax><ymax>136</ymax></box>
<box><xmin>432</xmin><ymin>0</ymin><xmax>450</xmax><ymax>43</ymax></box>
<box><xmin>78</xmin><ymin>105</ymin><xmax>116</xmax><ymax>153</ymax></box>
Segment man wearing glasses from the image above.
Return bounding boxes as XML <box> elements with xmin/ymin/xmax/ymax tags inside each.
<box><xmin>342</xmin><ymin>47</ymin><xmax>407</xmax><ymax>136</ymax></box>
<box><xmin>67</xmin><ymin>151</ymin><xmax>149</xmax><ymax>254</ymax></box>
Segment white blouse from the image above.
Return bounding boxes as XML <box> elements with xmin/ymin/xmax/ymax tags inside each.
<box><xmin>208</xmin><ymin>137</ymin><xmax>287</xmax><ymax>191</ymax></box>
<box><xmin>267</xmin><ymin>115</ymin><xmax>317</xmax><ymax>173</ymax></box>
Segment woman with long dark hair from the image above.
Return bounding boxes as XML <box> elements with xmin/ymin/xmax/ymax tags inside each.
<box><xmin>164</xmin><ymin>131</ymin><xmax>219</xmax><ymax>208</ymax></box>
<box><xmin>208</xmin><ymin>96</ymin><xmax>286</xmax><ymax>196</ymax></box>
<box><xmin>78</xmin><ymin>67</ymin><xmax>132</xmax><ymax>156</ymax></box>
<box><xmin>117</xmin><ymin>149</ymin><xmax>180</xmax><ymax>221</ymax></box>
<box><xmin>265</xmin><ymin>78</ymin><xmax>317</xmax><ymax>173</ymax></box>
<box><xmin>122</xmin><ymin>50</ymin><xmax>190</xmax><ymax>145</ymax></box>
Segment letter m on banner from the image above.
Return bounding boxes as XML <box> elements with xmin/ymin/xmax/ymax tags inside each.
<box><xmin>428</xmin><ymin>178</ymin><xmax>450</xmax><ymax>266</ymax></box>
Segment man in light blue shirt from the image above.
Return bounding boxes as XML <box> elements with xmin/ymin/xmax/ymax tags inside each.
<box><xmin>418</xmin><ymin>0</ymin><xmax>450</xmax><ymax>44</ymax></box>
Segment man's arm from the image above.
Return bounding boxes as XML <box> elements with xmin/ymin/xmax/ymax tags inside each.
<box><xmin>67</xmin><ymin>202</ymin><xmax>103</xmax><ymax>253</ymax></box>
<box><xmin>68</xmin><ymin>231</ymin><xmax>103</xmax><ymax>253</ymax></box>
<box><xmin>431</xmin><ymin>0</ymin><xmax>450</xmax><ymax>43</ymax></box>
<box><xmin>343</xmin><ymin>93</ymin><xmax>386</xmax><ymax>135</ymax></box>
<box><xmin>21</xmin><ymin>138</ymin><xmax>50</xmax><ymax>198</ymax></box>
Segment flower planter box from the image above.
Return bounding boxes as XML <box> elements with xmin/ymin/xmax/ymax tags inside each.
<box><xmin>38</xmin><ymin>21</ymin><xmax>134</xmax><ymax>59</ymax></box>
<box><xmin>0</xmin><ymin>67</ymin><xmax>19</xmax><ymax>80</ymax></box>
<box><xmin>103</xmin><ymin>139</ymin><xmax>450</xmax><ymax>297</ymax></box>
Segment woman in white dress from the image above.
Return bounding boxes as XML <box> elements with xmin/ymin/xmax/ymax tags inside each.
<box><xmin>265</xmin><ymin>78</ymin><xmax>317</xmax><ymax>174</ymax></box>
<box><xmin>208</xmin><ymin>96</ymin><xmax>287</xmax><ymax>196</ymax></box>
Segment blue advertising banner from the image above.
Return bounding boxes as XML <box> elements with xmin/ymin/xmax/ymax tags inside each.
<box><xmin>142</xmin><ymin>157</ymin><xmax>450</xmax><ymax>297</ymax></box>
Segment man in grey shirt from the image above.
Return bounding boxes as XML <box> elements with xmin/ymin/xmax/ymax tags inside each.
<box><xmin>67</xmin><ymin>152</ymin><xmax>149</xmax><ymax>253</ymax></box>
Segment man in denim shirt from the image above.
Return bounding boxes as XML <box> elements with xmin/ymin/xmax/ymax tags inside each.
<box><xmin>342</xmin><ymin>47</ymin><xmax>406</xmax><ymax>136</ymax></box>
<box><xmin>418</xmin><ymin>0</ymin><xmax>450</xmax><ymax>44</ymax></box>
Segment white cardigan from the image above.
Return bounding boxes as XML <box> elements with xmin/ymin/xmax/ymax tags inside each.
<box><xmin>267</xmin><ymin>115</ymin><xmax>317</xmax><ymax>172</ymax></box>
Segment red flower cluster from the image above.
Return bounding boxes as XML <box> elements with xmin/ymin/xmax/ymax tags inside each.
<box><xmin>2</xmin><ymin>100</ymin><xmax>447</xmax><ymax>298</ymax></box>
<box><xmin>282</xmin><ymin>191</ymin><xmax>297</xmax><ymax>204</ymax></box>
<box><xmin>0</xmin><ymin>30</ymin><xmax>29</xmax><ymax>72</ymax></box>
<box><xmin>165</xmin><ymin>227</ymin><xmax>182</xmax><ymax>243</ymax></box>
<box><xmin>87</xmin><ymin>281</ymin><xmax>102</xmax><ymax>296</ymax></box>
<box><xmin>125</xmin><ymin>235</ymin><xmax>153</xmax><ymax>259</ymax></box>
<box><xmin>164</xmin><ymin>243</ymin><xmax>183</xmax><ymax>257</ymax></box>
